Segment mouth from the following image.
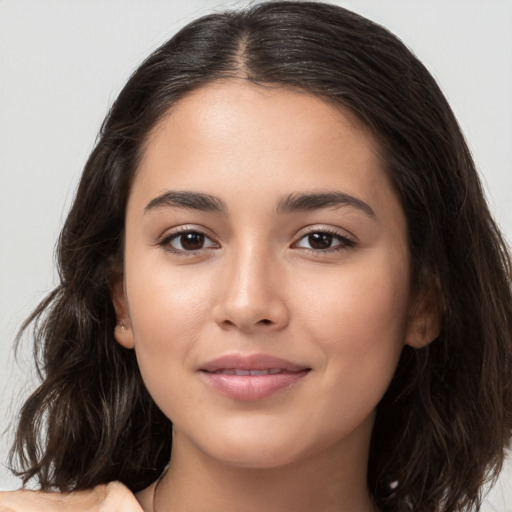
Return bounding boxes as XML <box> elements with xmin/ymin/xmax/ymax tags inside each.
<box><xmin>199</xmin><ymin>354</ymin><xmax>311</xmax><ymax>401</ymax></box>
<box><xmin>207</xmin><ymin>368</ymin><xmax>288</xmax><ymax>375</ymax></box>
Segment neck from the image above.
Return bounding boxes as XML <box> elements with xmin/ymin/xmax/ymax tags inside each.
<box><xmin>145</xmin><ymin>421</ymin><xmax>376</xmax><ymax>512</ymax></box>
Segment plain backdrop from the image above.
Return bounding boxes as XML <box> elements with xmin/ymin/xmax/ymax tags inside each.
<box><xmin>1</xmin><ymin>0</ymin><xmax>511</xmax><ymax>508</ymax></box>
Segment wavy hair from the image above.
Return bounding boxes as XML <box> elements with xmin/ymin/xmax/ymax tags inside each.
<box><xmin>10</xmin><ymin>2</ymin><xmax>512</xmax><ymax>511</ymax></box>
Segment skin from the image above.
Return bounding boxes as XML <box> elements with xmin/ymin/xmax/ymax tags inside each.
<box><xmin>2</xmin><ymin>80</ymin><xmax>439</xmax><ymax>512</ymax></box>
<box><xmin>0</xmin><ymin>483</ymin><xmax>142</xmax><ymax>512</ymax></box>
<box><xmin>112</xmin><ymin>80</ymin><xmax>439</xmax><ymax>512</ymax></box>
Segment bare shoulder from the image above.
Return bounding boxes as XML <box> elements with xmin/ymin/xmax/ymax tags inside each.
<box><xmin>0</xmin><ymin>482</ymin><xmax>143</xmax><ymax>511</ymax></box>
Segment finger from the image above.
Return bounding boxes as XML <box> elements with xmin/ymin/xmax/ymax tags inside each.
<box><xmin>0</xmin><ymin>484</ymin><xmax>142</xmax><ymax>512</ymax></box>
<box><xmin>98</xmin><ymin>482</ymin><xmax>144</xmax><ymax>512</ymax></box>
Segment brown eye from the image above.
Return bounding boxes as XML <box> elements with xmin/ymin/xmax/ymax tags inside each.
<box><xmin>295</xmin><ymin>230</ymin><xmax>354</xmax><ymax>252</ymax></box>
<box><xmin>166</xmin><ymin>231</ymin><xmax>216</xmax><ymax>252</ymax></box>
<box><xmin>179</xmin><ymin>232</ymin><xmax>205</xmax><ymax>250</ymax></box>
<box><xmin>307</xmin><ymin>233</ymin><xmax>333</xmax><ymax>250</ymax></box>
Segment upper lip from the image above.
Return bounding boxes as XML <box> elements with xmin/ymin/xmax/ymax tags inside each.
<box><xmin>199</xmin><ymin>353</ymin><xmax>310</xmax><ymax>373</ymax></box>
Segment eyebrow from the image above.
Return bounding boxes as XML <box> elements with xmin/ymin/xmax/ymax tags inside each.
<box><xmin>144</xmin><ymin>189</ymin><xmax>375</xmax><ymax>219</ymax></box>
<box><xmin>276</xmin><ymin>191</ymin><xmax>376</xmax><ymax>218</ymax></box>
<box><xmin>145</xmin><ymin>190</ymin><xmax>226</xmax><ymax>214</ymax></box>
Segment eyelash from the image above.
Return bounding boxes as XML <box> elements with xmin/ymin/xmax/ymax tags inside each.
<box><xmin>157</xmin><ymin>227</ymin><xmax>355</xmax><ymax>256</ymax></box>
<box><xmin>293</xmin><ymin>228</ymin><xmax>356</xmax><ymax>254</ymax></box>
<box><xmin>157</xmin><ymin>226</ymin><xmax>218</xmax><ymax>256</ymax></box>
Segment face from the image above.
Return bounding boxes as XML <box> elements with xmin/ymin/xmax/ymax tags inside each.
<box><xmin>114</xmin><ymin>80</ymin><xmax>435</xmax><ymax>470</ymax></box>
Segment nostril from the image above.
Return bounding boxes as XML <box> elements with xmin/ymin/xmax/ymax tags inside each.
<box><xmin>259</xmin><ymin>319</ymin><xmax>272</xmax><ymax>325</ymax></box>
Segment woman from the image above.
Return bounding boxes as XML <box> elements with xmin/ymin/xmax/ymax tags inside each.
<box><xmin>1</xmin><ymin>2</ymin><xmax>511</xmax><ymax>511</ymax></box>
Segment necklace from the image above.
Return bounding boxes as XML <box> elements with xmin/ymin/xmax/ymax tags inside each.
<box><xmin>151</xmin><ymin>466</ymin><xmax>381</xmax><ymax>512</ymax></box>
<box><xmin>152</xmin><ymin>465</ymin><xmax>169</xmax><ymax>512</ymax></box>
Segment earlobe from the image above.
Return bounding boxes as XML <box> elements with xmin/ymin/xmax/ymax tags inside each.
<box><xmin>111</xmin><ymin>278</ymin><xmax>135</xmax><ymax>350</ymax></box>
<box><xmin>114</xmin><ymin>320</ymin><xmax>135</xmax><ymax>349</ymax></box>
<box><xmin>405</xmin><ymin>280</ymin><xmax>443</xmax><ymax>349</ymax></box>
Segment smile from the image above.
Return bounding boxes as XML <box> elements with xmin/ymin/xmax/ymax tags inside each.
<box><xmin>199</xmin><ymin>354</ymin><xmax>311</xmax><ymax>401</ymax></box>
<box><xmin>209</xmin><ymin>368</ymin><xmax>285</xmax><ymax>375</ymax></box>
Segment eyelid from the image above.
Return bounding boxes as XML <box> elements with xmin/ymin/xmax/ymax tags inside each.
<box><xmin>155</xmin><ymin>224</ymin><xmax>356</xmax><ymax>256</ymax></box>
<box><xmin>156</xmin><ymin>223</ymin><xmax>215</xmax><ymax>240</ymax></box>
<box><xmin>292</xmin><ymin>225</ymin><xmax>357</xmax><ymax>252</ymax></box>
<box><xmin>156</xmin><ymin>225</ymin><xmax>220</xmax><ymax>255</ymax></box>
<box><xmin>294</xmin><ymin>224</ymin><xmax>356</xmax><ymax>242</ymax></box>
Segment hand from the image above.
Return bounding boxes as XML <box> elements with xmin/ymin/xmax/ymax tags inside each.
<box><xmin>0</xmin><ymin>482</ymin><xmax>143</xmax><ymax>512</ymax></box>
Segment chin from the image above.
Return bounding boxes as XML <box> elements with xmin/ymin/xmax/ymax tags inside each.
<box><xmin>200</xmin><ymin>428</ymin><xmax>325</xmax><ymax>470</ymax></box>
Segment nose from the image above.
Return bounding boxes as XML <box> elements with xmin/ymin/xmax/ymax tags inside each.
<box><xmin>212</xmin><ymin>246</ymin><xmax>290</xmax><ymax>333</ymax></box>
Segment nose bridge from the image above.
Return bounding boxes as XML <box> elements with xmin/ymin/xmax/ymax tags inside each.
<box><xmin>214</xmin><ymin>238</ymin><xmax>288</xmax><ymax>331</ymax></box>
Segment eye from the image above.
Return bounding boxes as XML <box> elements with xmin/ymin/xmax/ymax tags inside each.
<box><xmin>160</xmin><ymin>230</ymin><xmax>218</xmax><ymax>253</ymax></box>
<box><xmin>294</xmin><ymin>230</ymin><xmax>354</xmax><ymax>252</ymax></box>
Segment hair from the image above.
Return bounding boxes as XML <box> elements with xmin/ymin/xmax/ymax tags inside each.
<box><xmin>9</xmin><ymin>2</ymin><xmax>512</xmax><ymax>511</ymax></box>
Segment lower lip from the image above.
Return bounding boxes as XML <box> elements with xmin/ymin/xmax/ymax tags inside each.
<box><xmin>200</xmin><ymin>371</ymin><xmax>309</xmax><ymax>401</ymax></box>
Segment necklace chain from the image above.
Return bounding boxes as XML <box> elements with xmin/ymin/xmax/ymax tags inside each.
<box><xmin>151</xmin><ymin>466</ymin><xmax>380</xmax><ymax>512</ymax></box>
<box><xmin>152</xmin><ymin>465</ymin><xmax>168</xmax><ymax>512</ymax></box>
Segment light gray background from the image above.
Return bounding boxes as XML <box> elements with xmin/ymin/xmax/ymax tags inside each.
<box><xmin>1</xmin><ymin>0</ymin><xmax>511</xmax><ymax>508</ymax></box>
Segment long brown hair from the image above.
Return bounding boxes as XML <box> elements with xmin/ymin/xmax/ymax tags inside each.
<box><xmin>10</xmin><ymin>2</ymin><xmax>512</xmax><ymax>511</ymax></box>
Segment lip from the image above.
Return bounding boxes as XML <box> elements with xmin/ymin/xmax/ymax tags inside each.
<box><xmin>199</xmin><ymin>353</ymin><xmax>311</xmax><ymax>401</ymax></box>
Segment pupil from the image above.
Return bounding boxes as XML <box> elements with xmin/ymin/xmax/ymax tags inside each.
<box><xmin>308</xmin><ymin>233</ymin><xmax>332</xmax><ymax>249</ymax></box>
<box><xmin>181</xmin><ymin>232</ymin><xmax>204</xmax><ymax>250</ymax></box>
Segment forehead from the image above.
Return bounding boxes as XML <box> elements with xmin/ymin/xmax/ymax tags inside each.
<box><xmin>145</xmin><ymin>80</ymin><xmax>374</xmax><ymax>154</ymax></box>
<box><xmin>132</xmin><ymin>80</ymin><xmax>400</xmax><ymax>223</ymax></box>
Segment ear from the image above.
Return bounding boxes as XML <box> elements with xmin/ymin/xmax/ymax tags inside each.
<box><xmin>405</xmin><ymin>278</ymin><xmax>443</xmax><ymax>349</ymax></box>
<box><xmin>111</xmin><ymin>278</ymin><xmax>135</xmax><ymax>349</ymax></box>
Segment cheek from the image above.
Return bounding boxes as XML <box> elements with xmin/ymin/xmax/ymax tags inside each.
<box><xmin>302</xmin><ymin>257</ymin><xmax>408</xmax><ymax>332</ymax></box>
<box><xmin>130</xmin><ymin>274</ymin><xmax>205</xmax><ymax>341</ymax></box>
<box><xmin>289</xmin><ymin>264</ymin><xmax>408</xmax><ymax>448</ymax></box>
<box><xmin>124</xmin><ymin>258</ymin><xmax>214</xmax><ymax>411</ymax></box>
<box><xmin>297</xmin><ymin>255</ymin><xmax>410</xmax><ymax>393</ymax></box>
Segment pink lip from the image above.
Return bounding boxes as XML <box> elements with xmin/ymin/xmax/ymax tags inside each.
<box><xmin>199</xmin><ymin>354</ymin><xmax>311</xmax><ymax>401</ymax></box>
